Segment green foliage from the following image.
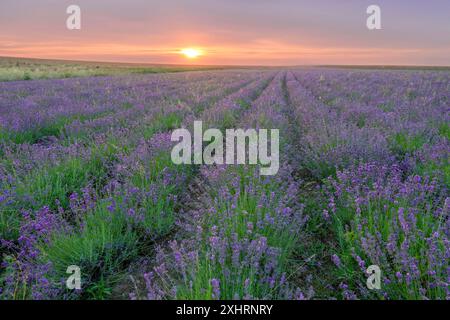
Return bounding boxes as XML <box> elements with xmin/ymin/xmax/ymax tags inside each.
<box><xmin>129</xmin><ymin>150</ymin><xmax>192</xmax><ymax>237</ymax></box>
<box><xmin>389</xmin><ymin>132</ymin><xmax>427</xmax><ymax>156</ymax></box>
<box><xmin>0</xmin><ymin>117</ymin><xmax>70</xmax><ymax>144</ymax></box>
<box><xmin>438</xmin><ymin>122</ymin><xmax>450</xmax><ymax>141</ymax></box>
<box><xmin>13</xmin><ymin>147</ymin><xmax>112</xmax><ymax>211</ymax></box>
<box><xmin>0</xmin><ymin>112</ymin><xmax>112</xmax><ymax>145</ymax></box>
<box><xmin>414</xmin><ymin>159</ymin><xmax>450</xmax><ymax>188</ymax></box>
<box><xmin>218</xmin><ymin>110</ymin><xmax>237</xmax><ymax>131</ymax></box>
<box><xmin>38</xmin><ymin>201</ymin><xmax>138</xmax><ymax>295</ymax></box>
<box><xmin>142</xmin><ymin>112</ymin><xmax>183</xmax><ymax>140</ymax></box>
<box><xmin>0</xmin><ymin>210</ymin><xmax>20</xmax><ymax>241</ymax></box>
<box><xmin>84</xmin><ymin>277</ymin><xmax>113</xmax><ymax>300</ymax></box>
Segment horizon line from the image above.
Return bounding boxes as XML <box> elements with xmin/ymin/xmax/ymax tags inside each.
<box><xmin>1</xmin><ymin>55</ymin><xmax>450</xmax><ymax>69</ymax></box>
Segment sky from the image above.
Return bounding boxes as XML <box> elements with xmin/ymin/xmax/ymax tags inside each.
<box><xmin>1</xmin><ymin>0</ymin><xmax>449</xmax><ymax>66</ymax></box>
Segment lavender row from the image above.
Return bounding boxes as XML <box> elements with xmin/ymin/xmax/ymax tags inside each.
<box><xmin>133</xmin><ymin>72</ymin><xmax>311</xmax><ymax>300</ymax></box>
<box><xmin>0</xmin><ymin>70</ymin><xmax>275</xmax><ymax>299</ymax></box>
<box><xmin>285</xmin><ymin>70</ymin><xmax>449</xmax><ymax>299</ymax></box>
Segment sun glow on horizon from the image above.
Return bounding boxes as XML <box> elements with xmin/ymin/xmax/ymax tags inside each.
<box><xmin>180</xmin><ymin>48</ymin><xmax>203</xmax><ymax>59</ymax></box>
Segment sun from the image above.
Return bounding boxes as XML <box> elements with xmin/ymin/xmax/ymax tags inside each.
<box><xmin>180</xmin><ymin>48</ymin><xmax>203</xmax><ymax>59</ymax></box>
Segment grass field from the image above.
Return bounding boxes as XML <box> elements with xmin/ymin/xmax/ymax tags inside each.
<box><xmin>0</xmin><ymin>57</ymin><xmax>231</xmax><ymax>81</ymax></box>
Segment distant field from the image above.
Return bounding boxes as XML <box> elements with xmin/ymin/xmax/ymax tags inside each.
<box><xmin>319</xmin><ymin>65</ymin><xmax>450</xmax><ymax>71</ymax></box>
<box><xmin>0</xmin><ymin>57</ymin><xmax>230</xmax><ymax>81</ymax></box>
<box><xmin>3</xmin><ymin>57</ymin><xmax>447</xmax><ymax>82</ymax></box>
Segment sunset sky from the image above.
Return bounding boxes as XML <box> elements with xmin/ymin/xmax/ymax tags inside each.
<box><xmin>1</xmin><ymin>0</ymin><xmax>449</xmax><ymax>66</ymax></box>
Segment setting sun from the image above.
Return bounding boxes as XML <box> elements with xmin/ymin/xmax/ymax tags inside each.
<box><xmin>180</xmin><ymin>48</ymin><xmax>203</xmax><ymax>59</ymax></box>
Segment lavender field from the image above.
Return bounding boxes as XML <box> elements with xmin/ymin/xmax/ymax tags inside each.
<box><xmin>0</xmin><ymin>68</ymin><xmax>448</xmax><ymax>300</ymax></box>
